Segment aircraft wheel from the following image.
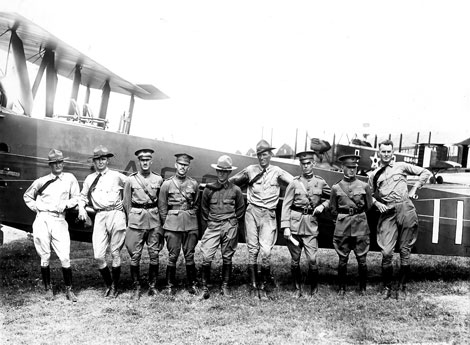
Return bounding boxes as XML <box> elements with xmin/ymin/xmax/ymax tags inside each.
<box><xmin>436</xmin><ymin>176</ymin><xmax>443</xmax><ymax>184</ymax></box>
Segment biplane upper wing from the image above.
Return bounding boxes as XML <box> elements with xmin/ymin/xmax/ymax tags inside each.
<box><xmin>0</xmin><ymin>12</ymin><xmax>168</xmax><ymax>100</ymax></box>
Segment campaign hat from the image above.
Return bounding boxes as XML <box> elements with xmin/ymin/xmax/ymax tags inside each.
<box><xmin>338</xmin><ymin>154</ymin><xmax>360</xmax><ymax>168</ymax></box>
<box><xmin>256</xmin><ymin>139</ymin><xmax>275</xmax><ymax>155</ymax></box>
<box><xmin>175</xmin><ymin>153</ymin><xmax>194</xmax><ymax>165</ymax></box>
<box><xmin>47</xmin><ymin>149</ymin><xmax>68</xmax><ymax>164</ymax></box>
<box><xmin>135</xmin><ymin>148</ymin><xmax>154</xmax><ymax>160</ymax></box>
<box><xmin>90</xmin><ymin>145</ymin><xmax>114</xmax><ymax>159</ymax></box>
<box><xmin>211</xmin><ymin>155</ymin><xmax>237</xmax><ymax>171</ymax></box>
<box><xmin>295</xmin><ymin>150</ymin><xmax>317</xmax><ymax>162</ymax></box>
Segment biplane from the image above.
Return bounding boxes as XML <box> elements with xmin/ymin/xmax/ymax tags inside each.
<box><xmin>0</xmin><ymin>12</ymin><xmax>469</xmax><ymax>257</ymax></box>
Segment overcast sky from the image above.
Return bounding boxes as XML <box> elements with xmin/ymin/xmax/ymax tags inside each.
<box><xmin>3</xmin><ymin>0</ymin><xmax>470</xmax><ymax>154</ymax></box>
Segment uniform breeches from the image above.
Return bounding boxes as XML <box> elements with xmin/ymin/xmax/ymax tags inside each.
<box><xmin>92</xmin><ymin>210</ymin><xmax>126</xmax><ymax>269</ymax></box>
<box><xmin>333</xmin><ymin>235</ymin><xmax>370</xmax><ymax>267</ymax></box>
<box><xmin>33</xmin><ymin>212</ymin><xmax>70</xmax><ymax>267</ymax></box>
<box><xmin>125</xmin><ymin>227</ymin><xmax>161</xmax><ymax>266</ymax></box>
<box><xmin>245</xmin><ymin>204</ymin><xmax>277</xmax><ymax>267</ymax></box>
<box><xmin>286</xmin><ymin>234</ymin><xmax>318</xmax><ymax>269</ymax></box>
<box><xmin>377</xmin><ymin>199</ymin><xmax>418</xmax><ymax>266</ymax></box>
<box><xmin>200</xmin><ymin>219</ymin><xmax>238</xmax><ymax>265</ymax></box>
<box><xmin>165</xmin><ymin>230</ymin><xmax>199</xmax><ymax>266</ymax></box>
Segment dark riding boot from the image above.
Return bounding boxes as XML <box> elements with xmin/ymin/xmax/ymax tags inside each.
<box><xmin>165</xmin><ymin>266</ymin><xmax>176</xmax><ymax>295</ymax></box>
<box><xmin>308</xmin><ymin>267</ymin><xmax>319</xmax><ymax>296</ymax></box>
<box><xmin>248</xmin><ymin>264</ymin><xmax>259</xmax><ymax>299</ymax></box>
<box><xmin>291</xmin><ymin>265</ymin><xmax>302</xmax><ymax>298</ymax></box>
<box><xmin>337</xmin><ymin>264</ymin><xmax>347</xmax><ymax>296</ymax></box>
<box><xmin>381</xmin><ymin>265</ymin><xmax>393</xmax><ymax>300</ymax></box>
<box><xmin>221</xmin><ymin>263</ymin><xmax>233</xmax><ymax>298</ymax></box>
<box><xmin>258</xmin><ymin>266</ymin><xmax>269</xmax><ymax>301</ymax></box>
<box><xmin>62</xmin><ymin>267</ymin><xmax>77</xmax><ymax>302</ymax></box>
<box><xmin>41</xmin><ymin>266</ymin><xmax>54</xmax><ymax>299</ymax></box>
<box><xmin>397</xmin><ymin>265</ymin><xmax>410</xmax><ymax>300</ymax></box>
<box><xmin>186</xmin><ymin>264</ymin><xmax>199</xmax><ymax>295</ymax></box>
<box><xmin>110</xmin><ymin>266</ymin><xmax>121</xmax><ymax>298</ymax></box>
<box><xmin>358</xmin><ymin>264</ymin><xmax>368</xmax><ymax>296</ymax></box>
<box><xmin>130</xmin><ymin>265</ymin><xmax>141</xmax><ymax>300</ymax></box>
<box><xmin>99</xmin><ymin>267</ymin><xmax>113</xmax><ymax>297</ymax></box>
<box><xmin>148</xmin><ymin>264</ymin><xmax>159</xmax><ymax>296</ymax></box>
<box><xmin>201</xmin><ymin>264</ymin><xmax>211</xmax><ymax>299</ymax></box>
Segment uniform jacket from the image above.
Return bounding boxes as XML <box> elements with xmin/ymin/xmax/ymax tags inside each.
<box><xmin>201</xmin><ymin>181</ymin><xmax>245</xmax><ymax>222</ymax></box>
<box><xmin>229</xmin><ymin>164</ymin><xmax>293</xmax><ymax>210</ymax></box>
<box><xmin>368</xmin><ymin>160</ymin><xmax>431</xmax><ymax>204</ymax></box>
<box><xmin>281</xmin><ymin>175</ymin><xmax>331</xmax><ymax>236</ymax></box>
<box><xmin>79</xmin><ymin>168</ymin><xmax>127</xmax><ymax>210</ymax></box>
<box><xmin>330</xmin><ymin>177</ymin><xmax>373</xmax><ymax>237</ymax></box>
<box><xmin>24</xmin><ymin>172</ymin><xmax>80</xmax><ymax>214</ymax></box>
<box><xmin>123</xmin><ymin>171</ymin><xmax>163</xmax><ymax>231</ymax></box>
<box><xmin>158</xmin><ymin>175</ymin><xmax>199</xmax><ymax>232</ymax></box>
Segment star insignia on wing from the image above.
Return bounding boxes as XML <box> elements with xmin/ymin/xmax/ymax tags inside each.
<box><xmin>370</xmin><ymin>152</ymin><xmax>380</xmax><ymax>169</ymax></box>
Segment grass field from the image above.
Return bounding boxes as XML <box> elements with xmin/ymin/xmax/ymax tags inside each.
<box><xmin>1</xmin><ymin>234</ymin><xmax>469</xmax><ymax>345</ymax></box>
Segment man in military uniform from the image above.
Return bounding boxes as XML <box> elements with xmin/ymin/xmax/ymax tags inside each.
<box><xmin>23</xmin><ymin>149</ymin><xmax>80</xmax><ymax>302</ymax></box>
<box><xmin>200</xmin><ymin>155</ymin><xmax>245</xmax><ymax>299</ymax></box>
<box><xmin>123</xmin><ymin>148</ymin><xmax>163</xmax><ymax>300</ymax></box>
<box><xmin>368</xmin><ymin>139</ymin><xmax>431</xmax><ymax>299</ymax></box>
<box><xmin>77</xmin><ymin>145</ymin><xmax>128</xmax><ymax>298</ymax></box>
<box><xmin>330</xmin><ymin>155</ymin><xmax>373</xmax><ymax>296</ymax></box>
<box><xmin>230</xmin><ymin>139</ymin><xmax>293</xmax><ymax>299</ymax></box>
<box><xmin>158</xmin><ymin>153</ymin><xmax>200</xmax><ymax>295</ymax></box>
<box><xmin>281</xmin><ymin>151</ymin><xmax>330</xmax><ymax>298</ymax></box>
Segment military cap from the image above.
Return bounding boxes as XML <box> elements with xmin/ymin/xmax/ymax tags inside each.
<box><xmin>295</xmin><ymin>150</ymin><xmax>317</xmax><ymax>162</ymax></box>
<box><xmin>47</xmin><ymin>149</ymin><xmax>67</xmax><ymax>164</ymax></box>
<box><xmin>256</xmin><ymin>139</ymin><xmax>276</xmax><ymax>155</ymax></box>
<box><xmin>338</xmin><ymin>154</ymin><xmax>360</xmax><ymax>168</ymax></box>
<box><xmin>90</xmin><ymin>145</ymin><xmax>114</xmax><ymax>159</ymax></box>
<box><xmin>211</xmin><ymin>155</ymin><xmax>237</xmax><ymax>171</ymax></box>
<box><xmin>175</xmin><ymin>153</ymin><xmax>194</xmax><ymax>165</ymax></box>
<box><xmin>135</xmin><ymin>148</ymin><xmax>154</xmax><ymax>160</ymax></box>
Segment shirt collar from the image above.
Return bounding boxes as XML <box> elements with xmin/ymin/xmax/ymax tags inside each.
<box><xmin>98</xmin><ymin>168</ymin><xmax>109</xmax><ymax>175</ymax></box>
<box><xmin>50</xmin><ymin>172</ymin><xmax>63</xmax><ymax>180</ymax></box>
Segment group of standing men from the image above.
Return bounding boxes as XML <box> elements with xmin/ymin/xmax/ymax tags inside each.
<box><xmin>23</xmin><ymin>139</ymin><xmax>431</xmax><ymax>302</ymax></box>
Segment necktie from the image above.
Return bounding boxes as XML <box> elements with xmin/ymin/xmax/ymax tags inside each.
<box><xmin>87</xmin><ymin>173</ymin><xmax>102</xmax><ymax>204</ymax></box>
<box><xmin>372</xmin><ymin>166</ymin><xmax>387</xmax><ymax>193</ymax></box>
<box><xmin>37</xmin><ymin>176</ymin><xmax>59</xmax><ymax>196</ymax></box>
<box><xmin>248</xmin><ymin>168</ymin><xmax>266</xmax><ymax>186</ymax></box>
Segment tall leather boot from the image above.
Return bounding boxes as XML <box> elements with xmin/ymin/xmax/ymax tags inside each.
<box><xmin>186</xmin><ymin>264</ymin><xmax>199</xmax><ymax>295</ymax></box>
<box><xmin>291</xmin><ymin>265</ymin><xmax>302</xmax><ymax>298</ymax></box>
<box><xmin>201</xmin><ymin>264</ymin><xmax>211</xmax><ymax>299</ymax></box>
<box><xmin>358</xmin><ymin>264</ymin><xmax>368</xmax><ymax>296</ymax></box>
<box><xmin>397</xmin><ymin>265</ymin><xmax>410</xmax><ymax>300</ymax></box>
<box><xmin>258</xmin><ymin>266</ymin><xmax>269</xmax><ymax>300</ymax></box>
<box><xmin>165</xmin><ymin>265</ymin><xmax>176</xmax><ymax>295</ymax></box>
<box><xmin>148</xmin><ymin>264</ymin><xmax>159</xmax><ymax>296</ymax></box>
<box><xmin>62</xmin><ymin>267</ymin><xmax>78</xmax><ymax>302</ymax></box>
<box><xmin>99</xmin><ymin>267</ymin><xmax>113</xmax><ymax>297</ymax></box>
<box><xmin>221</xmin><ymin>263</ymin><xmax>233</xmax><ymax>298</ymax></box>
<box><xmin>41</xmin><ymin>266</ymin><xmax>54</xmax><ymax>299</ymax></box>
<box><xmin>248</xmin><ymin>264</ymin><xmax>259</xmax><ymax>299</ymax></box>
<box><xmin>337</xmin><ymin>264</ymin><xmax>347</xmax><ymax>296</ymax></box>
<box><xmin>111</xmin><ymin>266</ymin><xmax>121</xmax><ymax>298</ymax></box>
<box><xmin>381</xmin><ymin>265</ymin><xmax>393</xmax><ymax>300</ymax></box>
<box><xmin>130</xmin><ymin>265</ymin><xmax>141</xmax><ymax>300</ymax></box>
<box><xmin>307</xmin><ymin>267</ymin><xmax>319</xmax><ymax>296</ymax></box>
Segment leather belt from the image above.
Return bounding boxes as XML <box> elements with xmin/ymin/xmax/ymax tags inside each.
<box><xmin>132</xmin><ymin>202</ymin><xmax>158</xmax><ymax>209</ymax></box>
<box><xmin>95</xmin><ymin>206</ymin><xmax>118</xmax><ymax>213</ymax></box>
<box><xmin>290</xmin><ymin>205</ymin><xmax>315</xmax><ymax>215</ymax></box>
<box><xmin>338</xmin><ymin>208</ymin><xmax>364</xmax><ymax>215</ymax></box>
<box><xmin>39</xmin><ymin>210</ymin><xmax>65</xmax><ymax>218</ymax></box>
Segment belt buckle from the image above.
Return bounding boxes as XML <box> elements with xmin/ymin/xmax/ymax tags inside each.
<box><xmin>303</xmin><ymin>207</ymin><xmax>309</xmax><ymax>215</ymax></box>
<box><xmin>349</xmin><ymin>208</ymin><xmax>354</xmax><ymax>216</ymax></box>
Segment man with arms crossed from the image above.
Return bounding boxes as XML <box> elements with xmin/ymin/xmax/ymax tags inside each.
<box><xmin>369</xmin><ymin>140</ymin><xmax>431</xmax><ymax>299</ymax></box>
<box><xmin>24</xmin><ymin>149</ymin><xmax>80</xmax><ymax>302</ymax></box>
<box><xmin>230</xmin><ymin>139</ymin><xmax>293</xmax><ymax>299</ymax></box>
<box><xmin>78</xmin><ymin>145</ymin><xmax>128</xmax><ymax>298</ymax></box>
